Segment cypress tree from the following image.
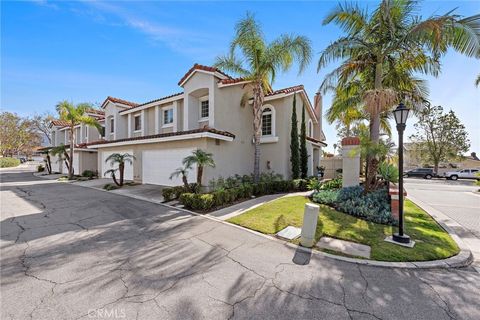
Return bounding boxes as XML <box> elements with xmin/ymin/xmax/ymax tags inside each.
<box><xmin>300</xmin><ymin>105</ymin><xmax>308</xmax><ymax>178</ymax></box>
<box><xmin>290</xmin><ymin>94</ymin><xmax>300</xmax><ymax>179</ymax></box>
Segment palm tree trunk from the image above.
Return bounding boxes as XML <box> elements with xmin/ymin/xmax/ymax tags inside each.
<box><xmin>365</xmin><ymin>61</ymin><xmax>383</xmax><ymax>192</ymax></box>
<box><xmin>112</xmin><ymin>173</ymin><xmax>120</xmax><ymax>186</ymax></box>
<box><xmin>182</xmin><ymin>174</ymin><xmax>189</xmax><ymax>189</ymax></box>
<box><xmin>252</xmin><ymin>84</ymin><xmax>264</xmax><ymax>182</ymax></box>
<box><xmin>69</xmin><ymin>126</ymin><xmax>75</xmax><ymax>179</ymax></box>
<box><xmin>46</xmin><ymin>153</ymin><xmax>52</xmax><ymax>174</ymax></box>
<box><xmin>197</xmin><ymin>165</ymin><xmax>203</xmax><ymax>186</ymax></box>
<box><xmin>119</xmin><ymin>163</ymin><xmax>124</xmax><ymax>186</ymax></box>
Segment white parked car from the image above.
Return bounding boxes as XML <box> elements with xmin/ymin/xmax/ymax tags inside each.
<box><xmin>443</xmin><ymin>168</ymin><xmax>480</xmax><ymax>180</ymax></box>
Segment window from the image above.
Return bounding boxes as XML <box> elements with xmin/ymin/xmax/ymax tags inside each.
<box><xmin>262</xmin><ymin>107</ymin><xmax>272</xmax><ymax>136</ymax></box>
<box><xmin>110</xmin><ymin>118</ymin><xmax>114</xmax><ymax>133</ymax></box>
<box><xmin>85</xmin><ymin>127</ymin><xmax>88</xmax><ymax>139</ymax></box>
<box><xmin>163</xmin><ymin>108</ymin><xmax>174</xmax><ymax>126</ymax></box>
<box><xmin>308</xmin><ymin>120</ymin><xmax>313</xmax><ymax>137</ymax></box>
<box><xmin>134</xmin><ymin>115</ymin><xmax>141</xmax><ymax>131</ymax></box>
<box><xmin>200</xmin><ymin>98</ymin><xmax>209</xmax><ymax>119</ymax></box>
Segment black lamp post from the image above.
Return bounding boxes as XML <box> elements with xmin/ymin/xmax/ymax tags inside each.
<box><xmin>392</xmin><ymin>102</ymin><xmax>411</xmax><ymax>244</ymax></box>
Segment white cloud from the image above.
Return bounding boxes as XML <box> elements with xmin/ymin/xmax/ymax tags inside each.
<box><xmin>28</xmin><ymin>0</ymin><xmax>59</xmax><ymax>10</ymax></box>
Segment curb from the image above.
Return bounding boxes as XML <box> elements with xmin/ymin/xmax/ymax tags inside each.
<box><xmin>37</xmin><ymin>173</ymin><xmax>473</xmax><ymax>270</ymax></box>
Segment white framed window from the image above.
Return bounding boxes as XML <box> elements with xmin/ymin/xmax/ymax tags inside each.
<box><xmin>134</xmin><ymin>114</ymin><xmax>141</xmax><ymax>131</ymax></box>
<box><xmin>199</xmin><ymin>96</ymin><xmax>209</xmax><ymax>120</ymax></box>
<box><xmin>84</xmin><ymin>126</ymin><xmax>88</xmax><ymax>139</ymax></box>
<box><xmin>261</xmin><ymin>107</ymin><xmax>273</xmax><ymax>136</ymax></box>
<box><xmin>110</xmin><ymin>118</ymin><xmax>114</xmax><ymax>133</ymax></box>
<box><xmin>308</xmin><ymin>119</ymin><xmax>313</xmax><ymax>138</ymax></box>
<box><xmin>162</xmin><ymin>107</ymin><xmax>174</xmax><ymax>127</ymax></box>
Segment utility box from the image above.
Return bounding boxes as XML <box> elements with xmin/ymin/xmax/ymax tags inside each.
<box><xmin>300</xmin><ymin>203</ymin><xmax>320</xmax><ymax>248</ymax></box>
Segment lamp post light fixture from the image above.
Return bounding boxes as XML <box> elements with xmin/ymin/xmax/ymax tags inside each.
<box><xmin>392</xmin><ymin>102</ymin><xmax>411</xmax><ymax>244</ymax></box>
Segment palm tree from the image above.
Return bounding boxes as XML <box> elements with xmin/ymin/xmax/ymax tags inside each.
<box><xmin>476</xmin><ymin>74</ymin><xmax>480</xmax><ymax>87</ymax></box>
<box><xmin>318</xmin><ymin>0</ymin><xmax>480</xmax><ymax>191</ymax></box>
<box><xmin>56</xmin><ymin>101</ymin><xmax>101</xmax><ymax>179</ymax></box>
<box><xmin>170</xmin><ymin>165</ymin><xmax>192</xmax><ymax>189</ymax></box>
<box><xmin>214</xmin><ymin>12</ymin><xmax>312</xmax><ymax>182</ymax></box>
<box><xmin>104</xmin><ymin>153</ymin><xmax>135</xmax><ymax>186</ymax></box>
<box><xmin>50</xmin><ymin>144</ymin><xmax>70</xmax><ymax>173</ymax></box>
<box><xmin>182</xmin><ymin>149</ymin><xmax>215</xmax><ymax>186</ymax></box>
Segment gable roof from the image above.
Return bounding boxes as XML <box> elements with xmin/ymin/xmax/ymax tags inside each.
<box><xmin>101</xmin><ymin>96</ymin><xmax>138</xmax><ymax>109</ymax></box>
<box><xmin>119</xmin><ymin>92</ymin><xmax>184</xmax><ymax>114</ymax></box>
<box><xmin>50</xmin><ymin>120</ymin><xmax>70</xmax><ymax>128</ymax></box>
<box><xmin>178</xmin><ymin>63</ymin><xmax>232</xmax><ymax>86</ymax></box>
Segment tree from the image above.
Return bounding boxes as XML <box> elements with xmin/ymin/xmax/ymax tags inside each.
<box><xmin>214</xmin><ymin>12</ymin><xmax>312</xmax><ymax>182</ymax></box>
<box><xmin>50</xmin><ymin>144</ymin><xmax>70</xmax><ymax>172</ymax></box>
<box><xmin>104</xmin><ymin>153</ymin><xmax>135</xmax><ymax>186</ymax></box>
<box><xmin>290</xmin><ymin>94</ymin><xmax>300</xmax><ymax>179</ymax></box>
<box><xmin>170</xmin><ymin>166</ymin><xmax>191</xmax><ymax>189</ymax></box>
<box><xmin>56</xmin><ymin>101</ymin><xmax>101</xmax><ymax>179</ymax></box>
<box><xmin>182</xmin><ymin>149</ymin><xmax>215</xmax><ymax>186</ymax></box>
<box><xmin>318</xmin><ymin>0</ymin><xmax>480</xmax><ymax>191</ymax></box>
<box><xmin>300</xmin><ymin>106</ymin><xmax>308</xmax><ymax>179</ymax></box>
<box><xmin>410</xmin><ymin>105</ymin><xmax>470</xmax><ymax>174</ymax></box>
<box><xmin>31</xmin><ymin>112</ymin><xmax>55</xmax><ymax>145</ymax></box>
<box><xmin>0</xmin><ymin>112</ymin><xmax>41</xmax><ymax>157</ymax></box>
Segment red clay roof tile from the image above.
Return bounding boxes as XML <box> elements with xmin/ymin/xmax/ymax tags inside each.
<box><xmin>178</xmin><ymin>63</ymin><xmax>232</xmax><ymax>86</ymax></box>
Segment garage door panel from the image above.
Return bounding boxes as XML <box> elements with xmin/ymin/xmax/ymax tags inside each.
<box><xmin>101</xmin><ymin>150</ymin><xmax>134</xmax><ymax>181</ymax></box>
<box><xmin>142</xmin><ymin>149</ymin><xmax>196</xmax><ymax>186</ymax></box>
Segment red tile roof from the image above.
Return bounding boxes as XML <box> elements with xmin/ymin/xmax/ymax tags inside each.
<box><xmin>101</xmin><ymin>96</ymin><xmax>138</xmax><ymax>108</ymax></box>
<box><xmin>266</xmin><ymin>85</ymin><xmax>305</xmax><ymax>97</ymax></box>
<box><xmin>50</xmin><ymin>120</ymin><xmax>71</xmax><ymax>127</ymax></box>
<box><xmin>219</xmin><ymin>78</ymin><xmax>247</xmax><ymax>85</ymax></box>
<box><xmin>119</xmin><ymin>92</ymin><xmax>184</xmax><ymax>114</ymax></box>
<box><xmin>86</xmin><ymin>108</ymin><xmax>105</xmax><ymax>116</ymax></box>
<box><xmin>178</xmin><ymin>63</ymin><xmax>232</xmax><ymax>86</ymax></box>
<box><xmin>88</xmin><ymin>127</ymin><xmax>235</xmax><ymax>146</ymax></box>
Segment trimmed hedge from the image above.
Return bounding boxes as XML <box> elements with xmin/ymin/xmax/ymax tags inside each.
<box><xmin>162</xmin><ymin>184</ymin><xmax>199</xmax><ymax>202</ymax></box>
<box><xmin>312</xmin><ymin>186</ymin><xmax>395</xmax><ymax>225</ymax></box>
<box><xmin>179</xmin><ymin>178</ymin><xmax>309</xmax><ymax>211</ymax></box>
<box><xmin>0</xmin><ymin>157</ymin><xmax>20</xmax><ymax>168</ymax></box>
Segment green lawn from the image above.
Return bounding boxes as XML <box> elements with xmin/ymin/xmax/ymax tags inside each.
<box><xmin>228</xmin><ymin>196</ymin><xmax>459</xmax><ymax>262</ymax></box>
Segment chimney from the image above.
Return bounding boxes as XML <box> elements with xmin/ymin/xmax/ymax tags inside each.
<box><xmin>314</xmin><ymin>92</ymin><xmax>323</xmax><ymax>139</ymax></box>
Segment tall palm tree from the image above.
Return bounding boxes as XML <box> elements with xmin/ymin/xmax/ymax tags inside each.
<box><xmin>56</xmin><ymin>101</ymin><xmax>101</xmax><ymax>179</ymax></box>
<box><xmin>104</xmin><ymin>153</ymin><xmax>135</xmax><ymax>186</ymax></box>
<box><xmin>170</xmin><ymin>165</ymin><xmax>191</xmax><ymax>189</ymax></box>
<box><xmin>182</xmin><ymin>149</ymin><xmax>215</xmax><ymax>186</ymax></box>
<box><xmin>318</xmin><ymin>0</ymin><xmax>480</xmax><ymax>191</ymax></box>
<box><xmin>214</xmin><ymin>13</ymin><xmax>312</xmax><ymax>182</ymax></box>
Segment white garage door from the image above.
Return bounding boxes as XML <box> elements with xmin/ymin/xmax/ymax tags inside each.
<box><xmin>101</xmin><ymin>150</ymin><xmax>134</xmax><ymax>181</ymax></box>
<box><xmin>142</xmin><ymin>149</ymin><xmax>196</xmax><ymax>186</ymax></box>
<box><xmin>61</xmin><ymin>153</ymin><xmax>79</xmax><ymax>175</ymax></box>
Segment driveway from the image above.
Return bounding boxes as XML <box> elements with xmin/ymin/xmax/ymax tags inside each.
<box><xmin>405</xmin><ymin>178</ymin><xmax>480</xmax><ymax>268</ymax></box>
<box><xmin>1</xmin><ymin>169</ymin><xmax>480</xmax><ymax>320</ymax></box>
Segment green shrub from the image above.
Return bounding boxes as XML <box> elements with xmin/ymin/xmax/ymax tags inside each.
<box><xmin>37</xmin><ymin>165</ymin><xmax>45</xmax><ymax>172</ymax></box>
<box><xmin>320</xmin><ymin>178</ymin><xmax>342</xmax><ymax>190</ymax></box>
<box><xmin>307</xmin><ymin>178</ymin><xmax>322</xmax><ymax>192</ymax></box>
<box><xmin>179</xmin><ymin>193</ymin><xmax>215</xmax><ymax>211</ymax></box>
<box><xmin>162</xmin><ymin>183</ymin><xmax>200</xmax><ymax>202</ymax></box>
<box><xmin>0</xmin><ymin>157</ymin><xmax>20</xmax><ymax>168</ymax></box>
<box><xmin>103</xmin><ymin>183</ymin><xmax>119</xmax><ymax>191</ymax></box>
<box><xmin>378</xmin><ymin>162</ymin><xmax>399</xmax><ymax>183</ymax></box>
<box><xmin>82</xmin><ymin>170</ymin><xmax>96</xmax><ymax>178</ymax></box>
<box><xmin>312</xmin><ymin>189</ymin><xmax>339</xmax><ymax>205</ymax></box>
<box><xmin>292</xmin><ymin>179</ymin><xmax>308</xmax><ymax>191</ymax></box>
<box><xmin>162</xmin><ymin>188</ymin><xmax>176</xmax><ymax>202</ymax></box>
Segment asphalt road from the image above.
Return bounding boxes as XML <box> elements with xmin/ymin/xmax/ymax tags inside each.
<box><xmin>1</xmin><ymin>168</ymin><xmax>480</xmax><ymax>320</ymax></box>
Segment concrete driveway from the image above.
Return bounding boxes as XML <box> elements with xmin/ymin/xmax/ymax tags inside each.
<box><xmin>405</xmin><ymin>178</ymin><xmax>480</xmax><ymax>269</ymax></box>
<box><xmin>1</xmin><ymin>168</ymin><xmax>480</xmax><ymax>320</ymax></box>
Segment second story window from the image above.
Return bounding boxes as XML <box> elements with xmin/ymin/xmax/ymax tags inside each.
<box><xmin>262</xmin><ymin>107</ymin><xmax>272</xmax><ymax>136</ymax></box>
<box><xmin>199</xmin><ymin>97</ymin><xmax>209</xmax><ymax>120</ymax></box>
<box><xmin>163</xmin><ymin>108</ymin><xmax>173</xmax><ymax>126</ymax></box>
<box><xmin>110</xmin><ymin>118</ymin><xmax>114</xmax><ymax>133</ymax></box>
<box><xmin>134</xmin><ymin>114</ymin><xmax>141</xmax><ymax>131</ymax></box>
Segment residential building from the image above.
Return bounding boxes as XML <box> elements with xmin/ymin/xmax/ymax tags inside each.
<box><xmin>49</xmin><ymin>64</ymin><xmax>327</xmax><ymax>185</ymax></box>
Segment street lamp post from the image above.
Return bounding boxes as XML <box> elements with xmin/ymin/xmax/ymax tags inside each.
<box><xmin>393</xmin><ymin>103</ymin><xmax>411</xmax><ymax>244</ymax></box>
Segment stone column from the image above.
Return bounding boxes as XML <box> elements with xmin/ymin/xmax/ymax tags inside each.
<box><xmin>341</xmin><ymin>137</ymin><xmax>361</xmax><ymax>188</ymax></box>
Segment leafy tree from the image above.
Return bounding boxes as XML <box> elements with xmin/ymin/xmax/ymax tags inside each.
<box><xmin>214</xmin><ymin>12</ymin><xmax>312</xmax><ymax>182</ymax></box>
<box><xmin>104</xmin><ymin>153</ymin><xmax>135</xmax><ymax>186</ymax></box>
<box><xmin>318</xmin><ymin>0</ymin><xmax>480</xmax><ymax>191</ymax></box>
<box><xmin>410</xmin><ymin>105</ymin><xmax>470</xmax><ymax>174</ymax></box>
<box><xmin>56</xmin><ymin>101</ymin><xmax>101</xmax><ymax>179</ymax></box>
<box><xmin>170</xmin><ymin>165</ymin><xmax>192</xmax><ymax>189</ymax></box>
<box><xmin>290</xmin><ymin>94</ymin><xmax>300</xmax><ymax>179</ymax></box>
<box><xmin>31</xmin><ymin>112</ymin><xmax>55</xmax><ymax>145</ymax></box>
<box><xmin>0</xmin><ymin>112</ymin><xmax>41</xmax><ymax>157</ymax></box>
<box><xmin>300</xmin><ymin>106</ymin><xmax>308</xmax><ymax>178</ymax></box>
<box><xmin>182</xmin><ymin>149</ymin><xmax>215</xmax><ymax>186</ymax></box>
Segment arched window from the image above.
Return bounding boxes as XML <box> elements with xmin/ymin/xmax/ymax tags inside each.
<box><xmin>261</xmin><ymin>105</ymin><xmax>275</xmax><ymax>136</ymax></box>
<box><xmin>308</xmin><ymin>120</ymin><xmax>313</xmax><ymax>138</ymax></box>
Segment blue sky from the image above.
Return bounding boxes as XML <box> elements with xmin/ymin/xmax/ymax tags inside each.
<box><xmin>1</xmin><ymin>0</ymin><xmax>479</xmax><ymax>153</ymax></box>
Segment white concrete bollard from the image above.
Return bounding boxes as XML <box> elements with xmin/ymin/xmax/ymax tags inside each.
<box><xmin>300</xmin><ymin>203</ymin><xmax>320</xmax><ymax>248</ymax></box>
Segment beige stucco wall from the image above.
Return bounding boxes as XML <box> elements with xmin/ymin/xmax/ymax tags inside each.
<box><xmin>321</xmin><ymin>157</ymin><xmax>343</xmax><ymax>179</ymax></box>
<box><xmin>78</xmin><ymin>151</ymin><xmax>98</xmax><ymax>174</ymax></box>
